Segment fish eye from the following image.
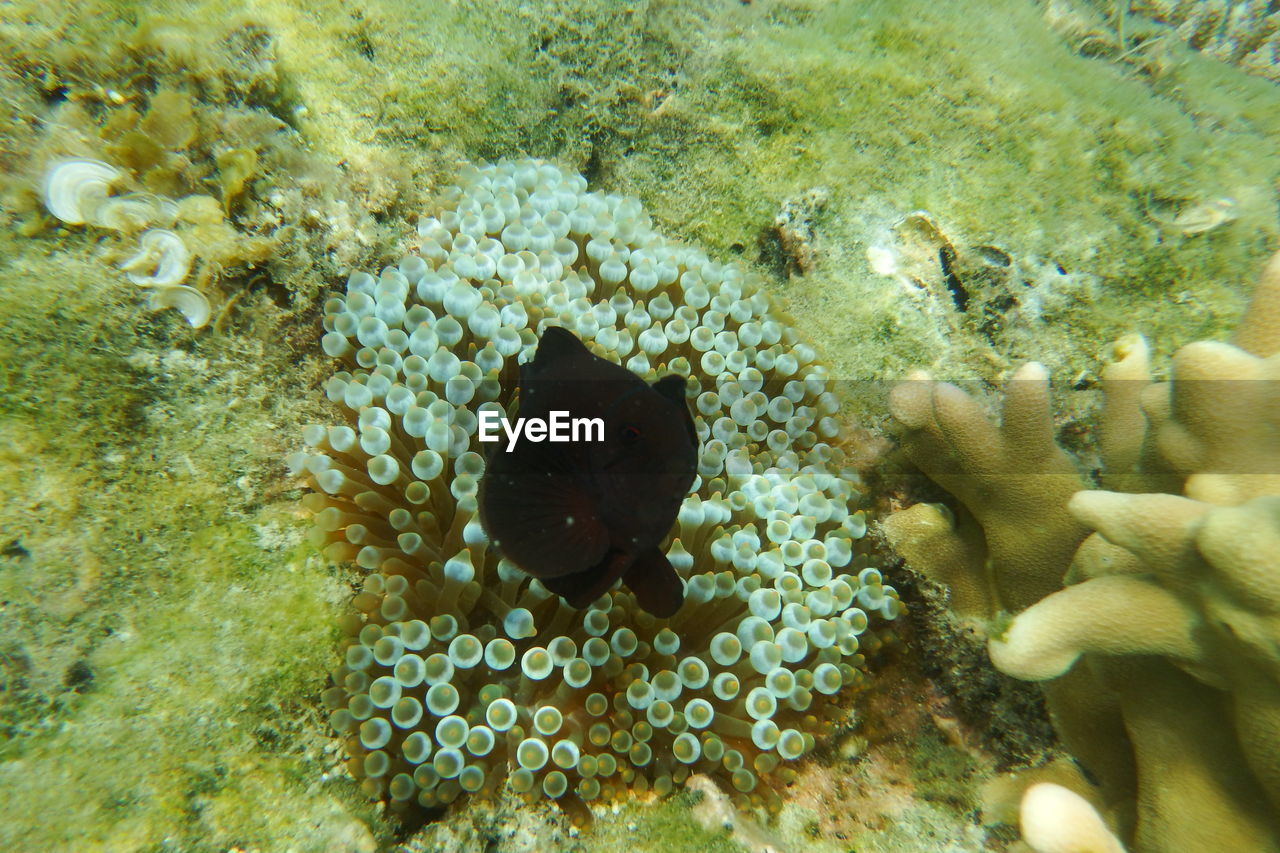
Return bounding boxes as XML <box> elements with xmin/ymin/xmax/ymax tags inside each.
<box><xmin>618</xmin><ymin>424</ymin><xmax>642</xmax><ymax>444</ymax></box>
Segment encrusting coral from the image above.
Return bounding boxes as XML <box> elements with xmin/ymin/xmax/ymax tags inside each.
<box><xmin>885</xmin><ymin>250</ymin><xmax>1280</xmax><ymax>852</ymax></box>
<box><xmin>291</xmin><ymin>158</ymin><xmax>902</xmax><ymax>815</ymax></box>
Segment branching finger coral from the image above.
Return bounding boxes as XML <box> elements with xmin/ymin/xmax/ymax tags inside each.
<box><xmin>887</xmin><ymin>362</ymin><xmax>1089</xmax><ymax>612</ymax></box>
<box><xmin>1020</xmin><ymin>782</ymin><xmax>1126</xmax><ymax>853</ymax></box>
<box><xmin>887</xmin><ymin>251</ymin><xmax>1280</xmax><ymax>852</ymax></box>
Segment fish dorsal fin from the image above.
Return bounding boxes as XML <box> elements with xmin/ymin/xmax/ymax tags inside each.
<box><xmin>530</xmin><ymin>326</ymin><xmax>588</xmax><ymax>371</ymax></box>
<box><xmin>649</xmin><ymin>374</ymin><xmax>698</xmax><ymax>449</ymax></box>
<box><xmin>519</xmin><ymin>326</ymin><xmax>592</xmax><ymax>413</ymax></box>
<box><xmin>650</xmin><ymin>374</ymin><xmax>688</xmax><ymax>407</ymax></box>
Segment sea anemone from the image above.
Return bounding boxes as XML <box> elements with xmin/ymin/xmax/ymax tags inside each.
<box><xmin>292</xmin><ymin>158</ymin><xmax>902</xmax><ymax>812</ymax></box>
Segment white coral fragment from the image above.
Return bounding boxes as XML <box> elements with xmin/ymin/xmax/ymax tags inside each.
<box><xmin>119</xmin><ymin>228</ymin><xmax>192</xmax><ymax>287</ymax></box>
<box><xmin>1171</xmin><ymin>197</ymin><xmax>1237</xmax><ymax>236</ymax></box>
<box><xmin>41</xmin><ymin>158</ymin><xmax>122</xmax><ymax>225</ymax></box>
<box><xmin>147</xmin><ymin>284</ymin><xmax>211</xmax><ymax>329</ymax></box>
<box><xmin>38</xmin><ymin>159</ymin><xmax>209</xmax><ymax>330</ymax></box>
<box><xmin>95</xmin><ymin>192</ymin><xmax>180</xmax><ymax>232</ymax></box>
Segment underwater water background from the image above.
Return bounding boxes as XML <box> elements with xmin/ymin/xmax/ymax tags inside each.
<box><xmin>1</xmin><ymin>0</ymin><xmax>1278</xmax><ymax>851</ymax></box>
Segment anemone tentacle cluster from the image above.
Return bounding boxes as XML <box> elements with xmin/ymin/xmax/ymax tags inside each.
<box><xmin>292</xmin><ymin>158</ymin><xmax>901</xmax><ymax>812</ymax></box>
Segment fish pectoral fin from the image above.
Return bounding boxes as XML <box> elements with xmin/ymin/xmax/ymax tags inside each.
<box><xmin>541</xmin><ymin>550</ymin><xmax>634</xmax><ymax>609</ymax></box>
<box><xmin>623</xmin><ymin>548</ymin><xmax>685</xmax><ymax>618</ymax></box>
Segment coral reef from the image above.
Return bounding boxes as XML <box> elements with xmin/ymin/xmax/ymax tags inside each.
<box><xmin>3</xmin><ymin>0</ymin><xmax>1278</xmax><ymax>848</ymax></box>
<box><xmin>1044</xmin><ymin>0</ymin><xmax>1280</xmax><ymax>85</ymax></box>
<box><xmin>1130</xmin><ymin>0</ymin><xmax>1280</xmax><ymax>82</ymax></box>
<box><xmin>294</xmin><ymin>157</ymin><xmax>902</xmax><ymax>815</ymax></box>
<box><xmin>865</xmin><ymin>211</ymin><xmax>1095</xmax><ymax>363</ymax></box>
<box><xmin>886</xmin><ymin>251</ymin><xmax>1280</xmax><ymax>852</ymax></box>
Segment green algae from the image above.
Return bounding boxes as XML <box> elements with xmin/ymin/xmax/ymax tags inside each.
<box><xmin>0</xmin><ymin>0</ymin><xmax>1277</xmax><ymax>849</ymax></box>
<box><xmin>589</xmin><ymin>794</ymin><xmax>744</xmax><ymax>853</ymax></box>
<box><xmin>0</xmin><ymin>240</ymin><xmax>373</xmax><ymax>850</ymax></box>
<box><xmin>593</xmin><ymin>0</ymin><xmax>1280</xmax><ymax>391</ymax></box>
<box><xmin>258</xmin><ymin>0</ymin><xmax>1277</xmax><ymax>399</ymax></box>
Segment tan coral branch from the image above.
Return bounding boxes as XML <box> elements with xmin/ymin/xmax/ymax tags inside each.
<box><xmin>988</xmin><ymin>575</ymin><xmax>1201</xmax><ymax>681</ymax></box>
